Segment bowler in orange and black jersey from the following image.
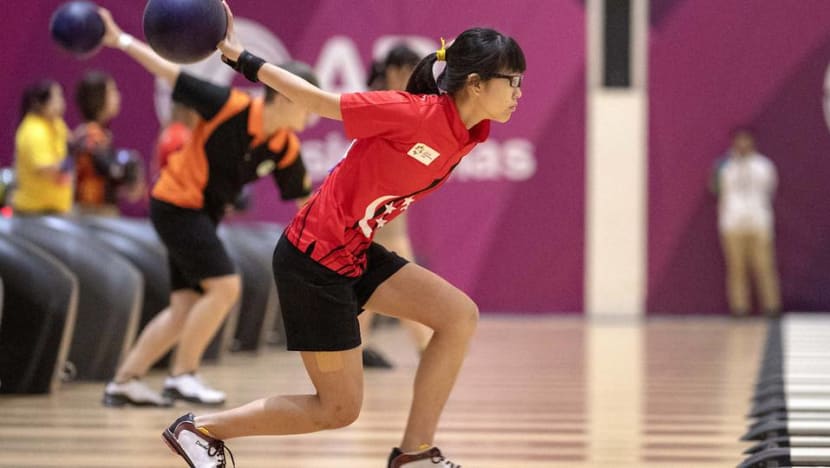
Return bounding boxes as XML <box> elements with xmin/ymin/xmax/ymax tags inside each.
<box><xmin>97</xmin><ymin>8</ymin><xmax>319</xmax><ymax>408</ymax></box>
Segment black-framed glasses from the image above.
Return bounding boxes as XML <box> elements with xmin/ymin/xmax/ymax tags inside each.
<box><xmin>491</xmin><ymin>73</ymin><xmax>523</xmax><ymax>88</ymax></box>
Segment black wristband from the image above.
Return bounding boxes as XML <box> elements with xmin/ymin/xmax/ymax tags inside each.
<box><xmin>238</xmin><ymin>50</ymin><xmax>266</xmax><ymax>83</ymax></box>
<box><xmin>221</xmin><ymin>50</ymin><xmax>266</xmax><ymax>82</ymax></box>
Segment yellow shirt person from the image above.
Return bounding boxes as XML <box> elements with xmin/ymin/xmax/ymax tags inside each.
<box><xmin>13</xmin><ymin>81</ymin><xmax>73</xmax><ymax>215</ymax></box>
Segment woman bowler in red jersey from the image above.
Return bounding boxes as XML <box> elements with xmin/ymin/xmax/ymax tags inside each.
<box><xmin>163</xmin><ymin>3</ymin><xmax>525</xmax><ymax>468</ymax></box>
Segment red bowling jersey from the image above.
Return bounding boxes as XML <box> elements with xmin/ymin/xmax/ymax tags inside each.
<box><xmin>285</xmin><ymin>91</ymin><xmax>490</xmax><ymax>277</ymax></box>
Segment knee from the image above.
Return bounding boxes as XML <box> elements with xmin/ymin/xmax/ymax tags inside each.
<box><xmin>461</xmin><ymin>298</ymin><xmax>480</xmax><ymax>335</ymax></box>
<box><xmin>203</xmin><ymin>275</ymin><xmax>242</xmax><ymax>305</ymax></box>
<box><xmin>445</xmin><ymin>295</ymin><xmax>479</xmax><ymax>338</ymax></box>
<box><xmin>319</xmin><ymin>394</ymin><xmax>362</xmax><ymax>430</ymax></box>
<box><xmin>327</xmin><ymin>403</ymin><xmax>361</xmax><ymax>429</ymax></box>
<box><xmin>168</xmin><ymin>291</ymin><xmax>198</xmax><ymax>324</ymax></box>
<box><xmin>166</xmin><ymin>308</ymin><xmax>189</xmax><ymax>331</ymax></box>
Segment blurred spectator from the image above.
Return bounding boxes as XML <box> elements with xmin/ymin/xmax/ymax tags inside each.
<box><xmin>366</xmin><ymin>59</ymin><xmax>386</xmax><ymax>90</ymax></box>
<box><xmin>152</xmin><ymin>101</ymin><xmax>199</xmax><ymax>179</ymax></box>
<box><xmin>12</xmin><ymin>79</ymin><xmax>73</xmax><ymax>215</ymax></box>
<box><xmin>382</xmin><ymin>44</ymin><xmax>422</xmax><ymax>91</ymax></box>
<box><xmin>712</xmin><ymin>129</ymin><xmax>781</xmax><ymax>316</ymax></box>
<box><xmin>73</xmin><ymin>70</ymin><xmax>145</xmax><ymax>216</ymax></box>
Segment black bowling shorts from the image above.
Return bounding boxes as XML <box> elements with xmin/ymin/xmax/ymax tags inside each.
<box><xmin>150</xmin><ymin>198</ymin><xmax>235</xmax><ymax>292</ymax></box>
<box><xmin>272</xmin><ymin>235</ymin><xmax>408</xmax><ymax>351</ymax></box>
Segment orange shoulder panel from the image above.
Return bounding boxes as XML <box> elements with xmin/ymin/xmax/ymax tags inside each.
<box><xmin>152</xmin><ymin>90</ymin><xmax>251</xmax><ymax>208</ymax></box>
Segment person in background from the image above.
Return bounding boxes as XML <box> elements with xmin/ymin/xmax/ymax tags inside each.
<box><xmin>153</xmin><ymin>101</ymin><xmax>200</xmax><ymax>180</ymax></box>
<box><xmin>153</xmin><ymin>102</ymin><xmax>253</xmax><ymax>215</ymax></box>
<box><xmin>712</xmin><ymin>129</ymin><xmax>781</xmax><ymax>317</ymax></box>
<box><xmin>97</xmin><ymin>9</ymin><xmax>314</xmax><ymax>408</ymax></box>
<box><xmin>73</xmin><ymin>70</ymin><xmax>144</xmax><ymax>216</ymax></box>
<box><xmin>359</xmin><ymin>44</ymin><xmax>433</xmax><ymax>369</ymax></box>
<box><xmin>12</xmin><ymin>79</ymin><xmax>73</xmax><ymax>215</ymax></box>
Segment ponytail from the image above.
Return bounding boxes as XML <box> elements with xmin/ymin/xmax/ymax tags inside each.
<box><xmin>405</xmin><ymin>28</ymin><xmax>526</xmax><ymax>97</ymax></box>
<box><xmin>406</xmin><ymin>53</ymin><xmax>441</xmax><ymax>95</ymax></box>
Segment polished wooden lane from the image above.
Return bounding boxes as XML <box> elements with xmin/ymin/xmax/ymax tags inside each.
<box><xmin>0</xmin><ymin>316</ymin><xmax>765</xmax><ymax>467</ymax></box>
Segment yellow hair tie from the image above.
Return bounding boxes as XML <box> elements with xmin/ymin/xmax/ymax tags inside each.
<box><xmin>436</xmin><ymin>37</ymin><xmax>446</xmax><ymax>61</ymax></box>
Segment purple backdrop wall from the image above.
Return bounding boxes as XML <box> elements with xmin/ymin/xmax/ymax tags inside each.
<box><xmin>0</xmin><ymin>0</ymin><xmax>585</xmax><ymax>314</ymax></box>
<box><xmin>648</xmin><ymin>0</ymin><xmax>830</xmax><ymax>313</ymax></box>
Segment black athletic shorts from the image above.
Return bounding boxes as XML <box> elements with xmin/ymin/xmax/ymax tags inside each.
<box><xmin>150</xmin><ymin>198</ymin><xmax>235</xmax><ymax>292</ymax></box>
<box><xmin>273</xmin><ymin>234</ymin><xmax>409</xmax><ymax>351</ymax></box>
